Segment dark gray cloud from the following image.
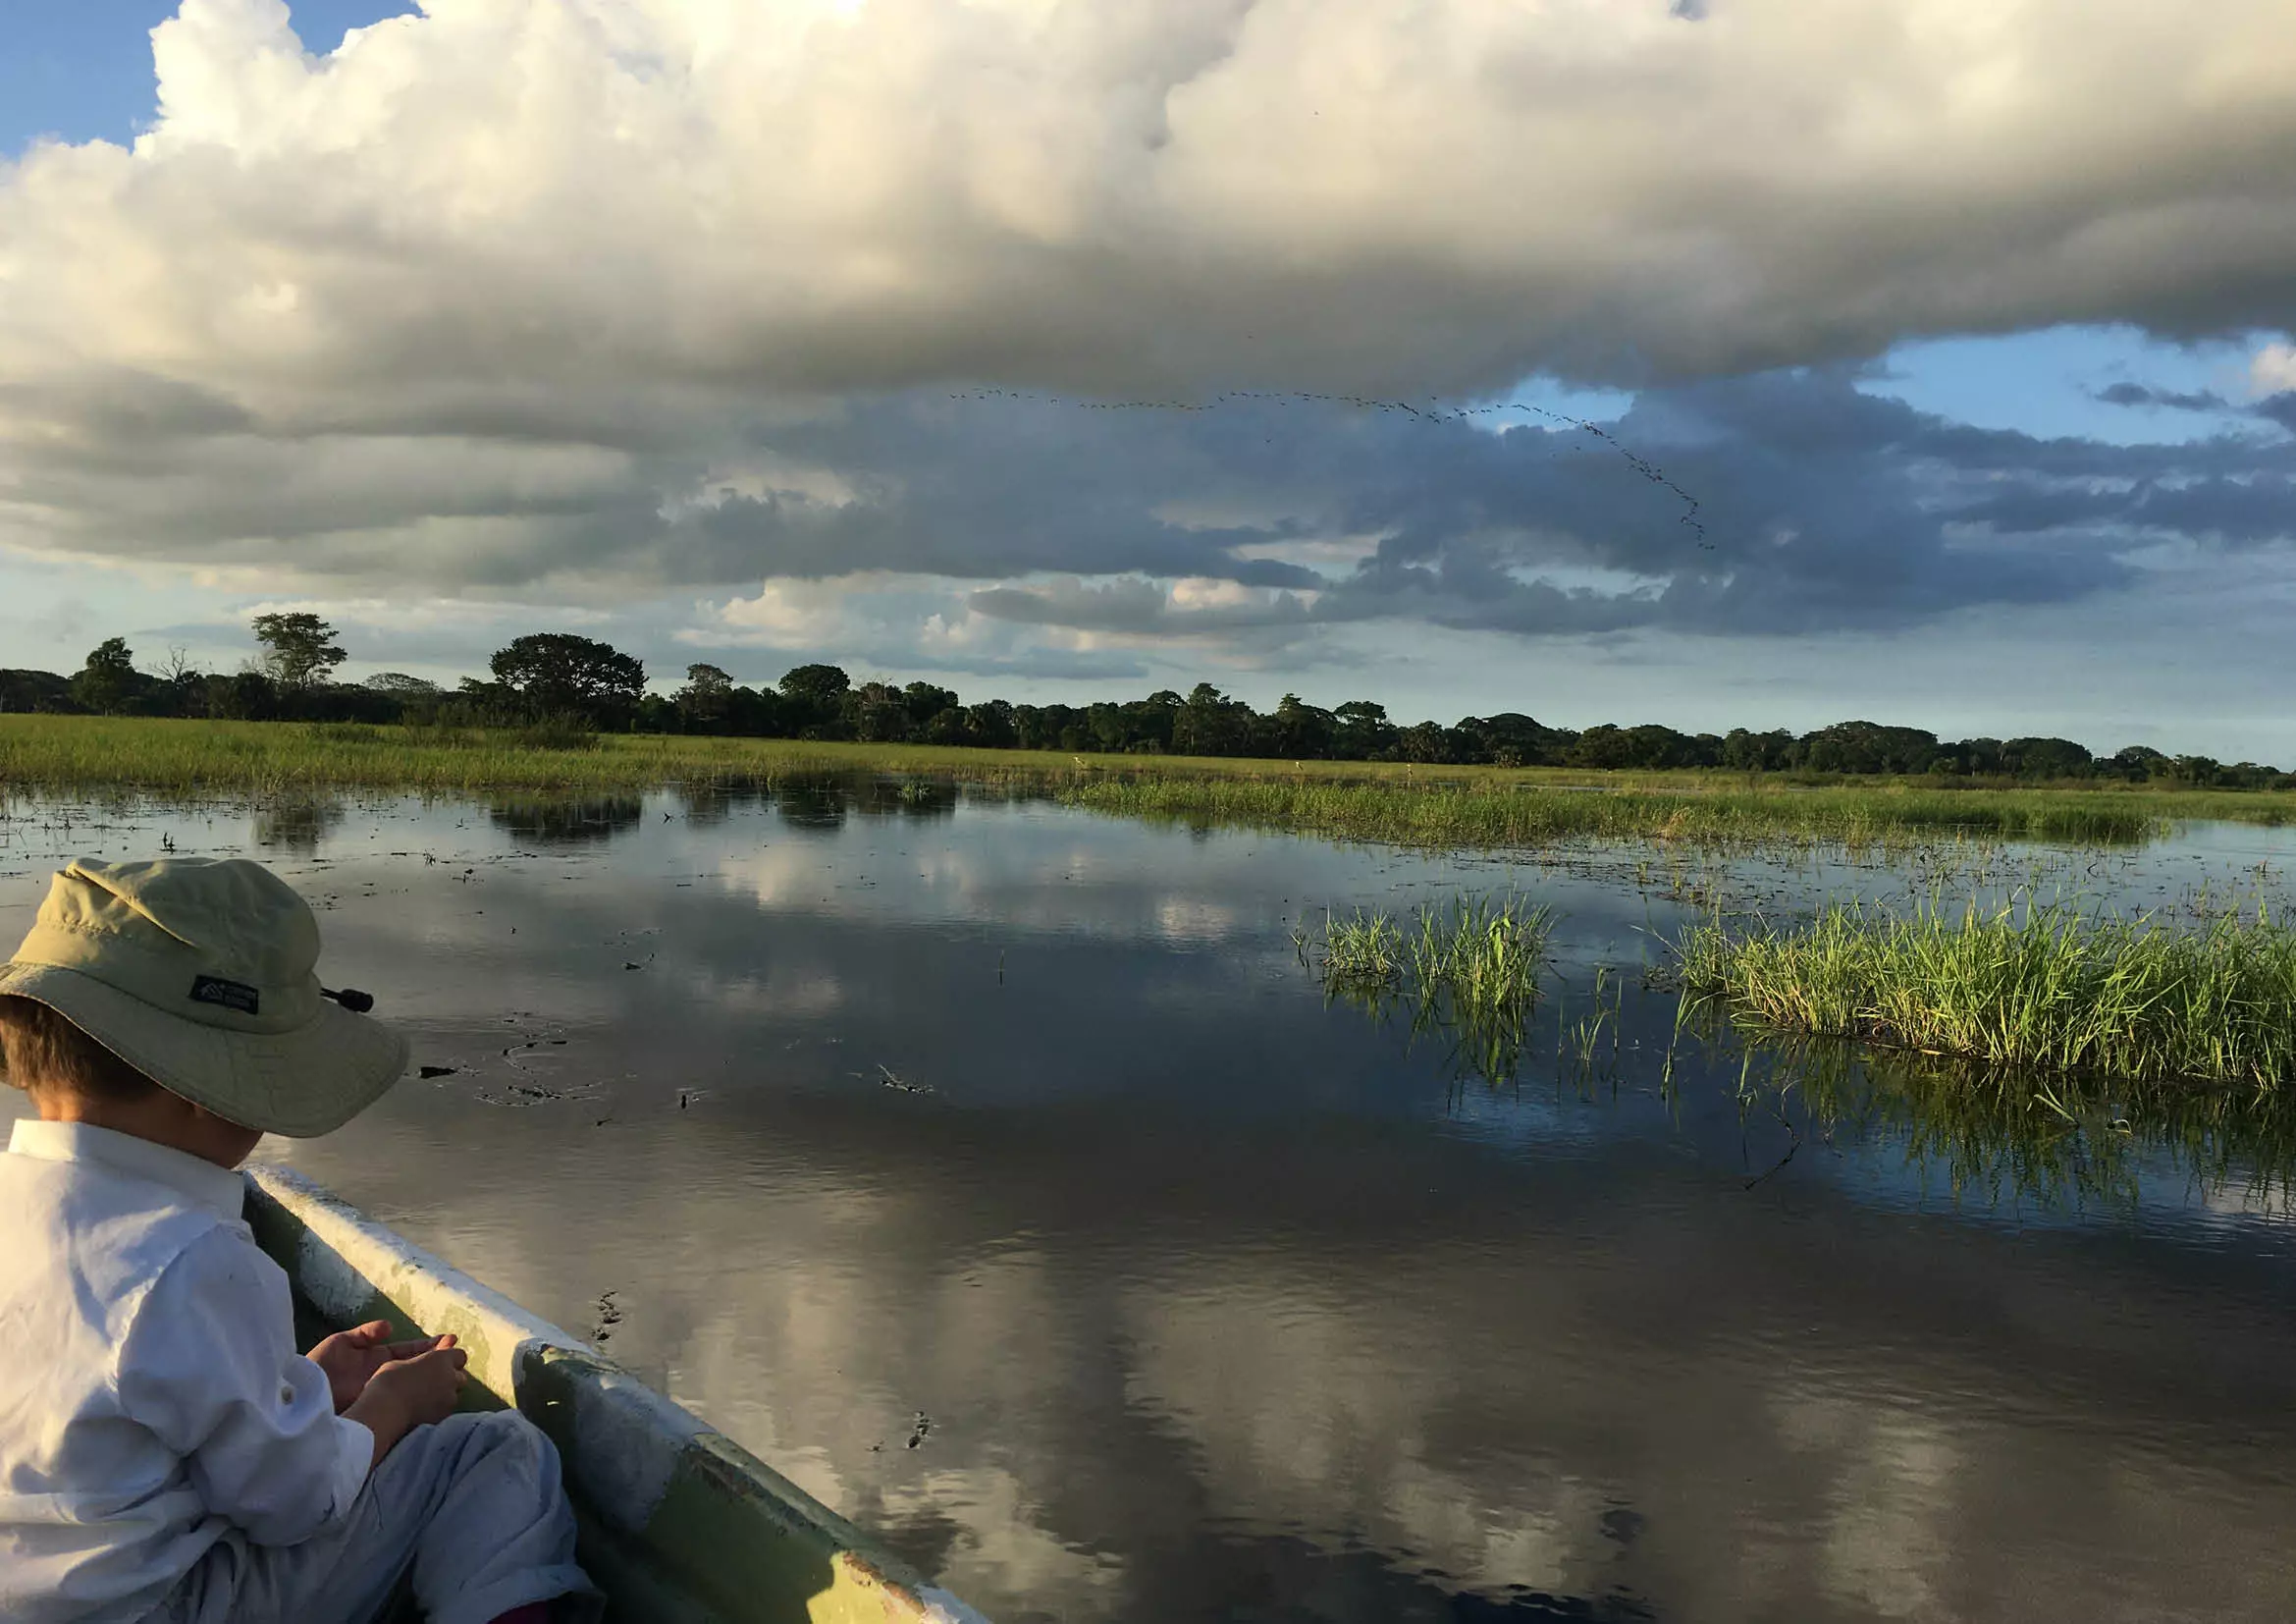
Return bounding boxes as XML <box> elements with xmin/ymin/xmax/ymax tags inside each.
<box><xmin>2094</xmin><ymin>382</ymin><xmax>2231</xmax><ymax>412</ymax></box>
<box><xmin>682</xmin><ymin>640</ymin><xmax>1150</xmax><ymax>688</ymax></box>
<box><xmin>15</xmin><ymin>367</ymin><xmax>2296</xmax><ymax>657</ymax></box>
<box><xmin>2252</xmin><ymin>392</ymin><xmax>2296</xmax><ymax>433</ymax></box>
<box><xmin>938</xmin><ymin>370</ymin><xmax>2293</xmax><ymax>640</ymax></box>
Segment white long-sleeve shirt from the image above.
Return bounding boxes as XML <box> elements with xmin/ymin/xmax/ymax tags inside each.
<box><xmin>0</xmin><ymin>1119</ymin><xmax>372</xmax><ymax>1623</ymax></box>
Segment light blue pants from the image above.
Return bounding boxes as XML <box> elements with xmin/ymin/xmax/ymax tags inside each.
<box><xmin>154</xmin><ymin>1411</ymin><xmax>600</xmax><ymax>1624</ymax></box>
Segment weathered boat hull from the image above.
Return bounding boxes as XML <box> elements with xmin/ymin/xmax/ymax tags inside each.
<box><xmin>243</xmin><ymin>1164</ymin><xmax>988</xmax><ymax>1624</ymax></box>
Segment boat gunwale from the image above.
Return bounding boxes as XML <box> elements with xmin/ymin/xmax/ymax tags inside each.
<box><xmin>242</xmin><ymin>1163</ymin><xmax>989</xmax><ymax>1624</ymax></box>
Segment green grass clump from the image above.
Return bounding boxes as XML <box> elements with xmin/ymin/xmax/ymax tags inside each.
<box><xmin>1320</xmin><ymin>909</ymin><xmax>1408</xmax><ymax>989</ymax></box>
<box><xmin>1675</xmin><ymin>901</ymin><xmax>2296</xmax><ymax>1089</ymax></box>
<box><xmin>1406</xmin><ymin>894</ymin><xmax>1556</xmax><ymax>1030</ymax></box>
<box><xmin>1305</xmin><ymin>894</ymin><xmax>1556</xmax><ymax>1081</ymax></box>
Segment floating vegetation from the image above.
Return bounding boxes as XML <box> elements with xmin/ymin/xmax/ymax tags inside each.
<box><xmin>1301</xmin><ymin>894</ymin><xmax>1556</xmax><ymax>1083</ymax></box>
<box><xmin>1674</xmin><ymin>900</ymin><xmax>2296</xmax><ymax>1089</ymax></box>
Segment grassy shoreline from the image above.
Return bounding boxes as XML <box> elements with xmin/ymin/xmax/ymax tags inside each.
<box><xmin>1060</xmin><ymin>775</ymin><xmax>2190</xmax><ymax>847</ymax></box>
<box><xmin>6</xmin><ymin>714</ymin><xmax>2295</xmax><ymax>849</ymax></box>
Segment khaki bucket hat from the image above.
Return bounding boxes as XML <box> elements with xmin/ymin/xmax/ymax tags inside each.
<box><xmin>0</xmin><ymin>857</ymin><xmax>408</xmax><ymax>1137</ymax></box>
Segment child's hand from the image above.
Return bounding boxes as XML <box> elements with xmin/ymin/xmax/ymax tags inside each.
<box><xmin>309</xmin><ymin>1321</ymin><xmax>458</xmax><ymax>1413</ymax></box>
<box><xmin>347</xmin><ymin>1344</ymin><xmax>471</xmax><ymax>1467</ymax></box>
<box><xmin>362</xmin><ymin>1343</ymin><xmax>469</xmax><ymax>1428</ymax></box>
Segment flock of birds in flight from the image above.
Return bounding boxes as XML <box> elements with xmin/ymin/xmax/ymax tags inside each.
<box><xmin>942</xmin><ymin>384</ymin><xmax>1714</xmax><ymax>551</ymax></box>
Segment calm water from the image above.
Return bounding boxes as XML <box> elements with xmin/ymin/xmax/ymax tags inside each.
<box><xmin>5</xmin><ymin>786</ymin><xmax>2296</xmax><ymax>1623</ymax></box>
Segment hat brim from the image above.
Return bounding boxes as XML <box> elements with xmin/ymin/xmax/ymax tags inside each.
<box><xmin>0</xmin><ymin>961</ymin><xmax>409</xmax><ymax>1138</ymax></box>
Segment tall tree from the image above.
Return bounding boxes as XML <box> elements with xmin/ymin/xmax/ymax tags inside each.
<box><xmin>153</xmin><ymin>645</ymin><xmax>201</xmax><ymax>687</ymax></box>
<box><xmin>1271</xmin><ymin>693</ymin><xmax>1335</xmax><ymax>758</ymax></box>
<box><xmin>489</xmin><ymin>632</ymin><xmax>646</xmax><ymax>722</ymax></box>
<box><xmin>777</xmin><ymin>664</ymin><xmax>852</xmax><ymax>706</ymax></box>
<box><xmin>776</xmin><ymin>663</ymin><xmax>853</xmax><ymax>736</ymax></box>
<box><xmin>676</xmin><ymin>663</ymin><xmax>734</xmax><ymax>726</ymax></box>
<box><xmin>850</xmin><ymin>680</ymin><xmax>913</xmax><ymax>742</ymax></box>
<box><xmin>902</xmin><ymin>681</ymin><xmax>960</xmax><ymax>728</ymax></box>
<box><xmin>71</xmin><ymin>637</ymin><xmax>138</xmax><ymax>714</ymax></box>
<box><xmin>1331</xmin><ymin>700</ymin><xmax>1396</xmax><ymax>760</ymax></box>
<box><xmin>250</xmin><ymin>612</ymin><xmax>347</xmax><ymax>688</ymax></box>
<box><xmin>1173</xmin><ymin>682</ymin><xmax>1248</xmax><ymax>756</ymax></box>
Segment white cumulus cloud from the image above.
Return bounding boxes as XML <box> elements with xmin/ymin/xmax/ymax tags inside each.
<box><xmin>2253</xmin><ymin>342</ymin><xmax>2296</xmax><ymax>397</ymax></box>
<box><xmin>3</xmin><ymin>0</ymin><xmax>2296</xmax><ymax>630</ymax></box>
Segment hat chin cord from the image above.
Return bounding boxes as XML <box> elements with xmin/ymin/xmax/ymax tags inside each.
<box><xmin>320</xmin><ymin>987</ymin><xmax>375</xmax><ymax>1013</ymax></box>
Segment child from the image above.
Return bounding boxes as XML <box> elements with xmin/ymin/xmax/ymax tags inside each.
<box><xmin>0</xmin><ymin>856</ymin><xmax>598</xmax><ymax>1624</ymax></box>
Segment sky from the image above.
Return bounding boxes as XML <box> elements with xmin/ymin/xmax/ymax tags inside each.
<box><xmin>1</xmin><ymin>2</ymin><xmax>2293</xmax><ymax>761</ymax></box>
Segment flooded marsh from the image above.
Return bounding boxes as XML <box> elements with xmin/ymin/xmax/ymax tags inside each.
<box><xmin>12</xmin><ymin>715</ymin><xmax>2296</xmax><ymax>850</ymax></box>
<box><xmin>5</xmin><ymin>783</ymin><xmax>2296</xmax><ymax>1622</ymax></box>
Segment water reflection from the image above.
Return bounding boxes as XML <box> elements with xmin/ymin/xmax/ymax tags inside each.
<box><xmin>3</xmin><ymin>789</ymin><xmax>2294</xmax><ymax>1621</ymax></box>
<box><xmin>1328</xmin><ymin>969</ymin><xmax>2296</xmax><ymax>1214</ymax></box>
<box><xmin>251</xmin><ymin>795</ymin><xmax>346</xmax><ymax>855</ymax></box>
<box><xmin>487</xmin><ymin>780</ymin><xmax>954</xmax><ymax>847</ymax></box>
<box><xmin>673</xmin><ymin>783</ymin><xmax>771</xmax><ymax>828</ymax></box>
<box><xmin>772</xmin><ymin>776</ymin><xmax>962</xmax><ymax>833</ymax></box>
<box><xmin>488</xmin><ymin>795</ymin><xmax>645</xmax><ymax>845</ymax></box>
<box><xmin>1736</xmin><ymin>1031</ymin><xmax>2296</xmax><ymax>1215</ymax></box>
<box><xmin>277</xmin><ymin>1086</ymin><xmax>2296</xmax><ymax>1624</ymax></box>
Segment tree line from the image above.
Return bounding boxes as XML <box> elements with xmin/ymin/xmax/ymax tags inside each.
<box><xmin>2</xmin><ymin>616</ymin><xmax>2285</xmax><ymax>788</ymax></box>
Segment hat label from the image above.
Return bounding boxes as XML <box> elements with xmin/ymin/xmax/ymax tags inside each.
<box><xmin>188</xmin><ymin>974</ymin><xmax>261</xmax><ymax>1016</ymax></box>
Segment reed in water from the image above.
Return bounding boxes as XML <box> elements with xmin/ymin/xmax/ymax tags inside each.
<box><xmin>1304</xmin><ymin>894</ymin><xmax>1557</xmax><ymax>1082</ymax></box>
<box><xmin>1674</xmin><ymin>900</ymin><xmax>2296</xmax><ymax>1089</ymax></box>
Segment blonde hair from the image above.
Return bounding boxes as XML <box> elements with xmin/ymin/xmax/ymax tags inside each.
<box><xmin>0</xmin><ymin>995</ymin><xmax>160</xmax><ymax>1107</ymax></box>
